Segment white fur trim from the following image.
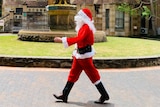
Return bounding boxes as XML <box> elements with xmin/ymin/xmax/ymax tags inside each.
<box><xmin>78</xmin><ymin>10</ymin><xmax>91</xmax><ymax>21</ymax></box>
<box><xmin>94</xmin><ymin>80</ymin><xmax>101</xmax><ymax>85</ymax></box>
<box><xmin>62</xmin><ymin>37</ymin><xmax>68</xmax><ymax>48</ymax></box>
<box><xmin>78</xmin><ymin>10</ymin><xmax>96</xmax><ymax>33</ymax></box>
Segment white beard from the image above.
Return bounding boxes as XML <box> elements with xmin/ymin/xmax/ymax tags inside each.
<box><xmin>75</xmin><ymin>22</ymin><xmax>84</xmax><ymax>32</ymax></box>
<box><xmin>74</xmin><ymin>15</ymin><xmax>84</xmax><ymax>32</ymax></box>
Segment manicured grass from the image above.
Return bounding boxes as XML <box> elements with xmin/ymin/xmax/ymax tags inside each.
<box><xmin>94</xmin><ymin>37</ymin><xmax>160</xmax><ymax>57</ymax></box>
<box><xmin>0</xmin><ymin>34</ymin><xmax>160</xmax><ymax>58</ymax></box>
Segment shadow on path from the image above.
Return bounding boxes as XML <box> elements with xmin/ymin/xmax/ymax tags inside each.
<box><xmin>55</xmin><ymin>101</ymin><xmax>114</xmax><ymax>107</ymax></box>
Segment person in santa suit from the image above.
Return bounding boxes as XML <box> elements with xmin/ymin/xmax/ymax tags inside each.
<box><xmin>53</xmin><ymin>8</ymin><xmax>109</xmax><ymax>104</ymax></box>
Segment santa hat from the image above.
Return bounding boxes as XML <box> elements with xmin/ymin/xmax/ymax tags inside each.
<box><xmin>77</xmin><ymin>8</ymin><xmax>96</xmax><ymax>33</ymax></box>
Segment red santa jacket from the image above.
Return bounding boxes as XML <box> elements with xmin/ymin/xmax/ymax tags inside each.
<box><xmin>62</xmin><ymin>24</ymin><xmax>95</xmax><ymax>59</ymax></box>
<box><xmin>67</xmin><ymin>24</ymin><xmax>94</xmax><ymax>48</ymax></box>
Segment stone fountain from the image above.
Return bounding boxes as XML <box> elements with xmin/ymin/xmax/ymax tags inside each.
<box><xmin>18</xmin><ymin>0</ymin><xmax>106</xmax><ymax>42</ymax></box>
<box><xmin>47</xmin><ymin>0</ymin><xmax>76</xmax><ymax>30</ymax></box>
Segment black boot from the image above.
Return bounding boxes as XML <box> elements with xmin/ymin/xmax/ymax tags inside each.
<box><xmin>53</xmin><ymin>81</ymin><xmax>74</xmax><ymax>103</ymax></box>
<box><xmin>94</xmin><ymin>82</ymin><xmax>109</xmax><ymax>104</ymax></box>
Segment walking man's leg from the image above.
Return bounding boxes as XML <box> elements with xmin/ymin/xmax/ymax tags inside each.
<box><xmin>53</xmin><ymin>81</ymin><xmax>74</xmax><ymax>103</ymax></box>
<box><xmin>80</xmin><ymin>58</ymin><xmax>110</xmax><ymax>104</ymax></box>
<box><xmin>53</xmin><ymin>57</ymin><xmax>82</xmax><ymax>103</ymax></box>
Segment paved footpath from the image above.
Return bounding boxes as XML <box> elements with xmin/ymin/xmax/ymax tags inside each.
<box><xmin>0</xmin><ymin>66</ymin><xmax>160</xmax><ymax>107</ymax></box>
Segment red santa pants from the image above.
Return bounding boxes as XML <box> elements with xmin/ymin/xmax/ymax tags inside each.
<box><xmin>67</xmin><ymin>57</ymin><xmax>100</xmax><ymax>84</ymax></box>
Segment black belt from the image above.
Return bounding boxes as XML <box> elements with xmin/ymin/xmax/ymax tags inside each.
<box><xmin>77</xmin><ymin>45</ymin><xmax>92</xmax><ymax>54</ymax></box>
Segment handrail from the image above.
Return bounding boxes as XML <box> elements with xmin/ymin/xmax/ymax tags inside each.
<box><xmin>0</xmin><ymin>14</ymin><xmax>10</xmax><ymax>20</ymax></box>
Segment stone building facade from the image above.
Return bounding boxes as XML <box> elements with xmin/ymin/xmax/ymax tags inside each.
<box><xmin>1</xmin><ymin>0</ymin><xmax>48</xmax><ymax>32</ymax></box>
<box><xmin>1</xmin><ymin>0</ymin><xmax>160</xmax><ymax>36</ymax></box>
<box><xmin>72</xmin><ymin>0</ymin><xmax>160</xmax><ymax>36</ymax></box>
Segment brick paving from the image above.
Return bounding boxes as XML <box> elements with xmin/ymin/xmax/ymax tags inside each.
<box><xmin>0</xmin><ymin>66</ymin><xmax>160</xmax><ymax>107</ymax></box>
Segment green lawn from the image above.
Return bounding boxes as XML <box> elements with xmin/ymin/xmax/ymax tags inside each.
<box><xmin>0</xmin><ymin>34</ymin><xmax>160</xmax><ymax>58</ymax></box>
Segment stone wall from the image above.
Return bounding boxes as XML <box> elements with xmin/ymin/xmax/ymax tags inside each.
<box><xmin>0</xmin><ymin>56</ymin><xmax>160</xmax><ymax>68</ymax></box>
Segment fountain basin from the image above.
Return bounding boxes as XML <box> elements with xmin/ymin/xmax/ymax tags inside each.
<box><xmin>18</xmin><ymin>30</ymin><xmax>107</xmax><ymax>42</ymax></box>
<box><xmin>46</xmin><ymin>4</ymin><xmax>76</xmax><ymax>15</ymax></box>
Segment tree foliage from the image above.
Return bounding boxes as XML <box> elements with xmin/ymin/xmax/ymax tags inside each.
<box><xmin>118</xmin><ymin>3</ymin><xmax>137</xmax><ymax>15</ymax></box>
<box><xmin>117</xmin><ymin>2</ymin><xmax>151</xmax><ymax>18</ymax></box>
<box><xmin>118</xmin><ymin>0</ymin><xmax>159</xmax><ymax>35</ymax></box>
<box><xmin>142</xmin><ymin>6</ymin><xmax>151</xmax><ymax>17</ymax></box>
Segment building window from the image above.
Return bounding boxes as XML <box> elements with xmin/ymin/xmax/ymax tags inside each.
<box><xmin>149</xmin><ymin>16</ymin><xmax>152</xmax><ymax>30</ymax></box>
<box><xmin>0</xmin><ymin>0</ymin><xmax>2</xmax><ymax>17</ymax></box>
<box><xmin>16</xmin><ymin>8</ymin><xmax>23</xmax><ymax>15</ymax></box>
<box><xmin>94</xmin><ymin>4</ymin><xmax>100</xmax><ymax>14</ymax></box>
<box><xmin>141</xmin><ymin>16</ymin><xmax>146</xmax><ymax>28</ymax></box>
<box><xmin>115</xmin><ymin>11</ymin><xmax>124</xmax><ymax>29</ymax></box>
<box><xmin>0</xmin><ymin>8</ymin><xmax>1</xmax><ymax>17</ymax></box>
<box><xmin>105</xmin><ymin>9</ymin><xmax>109</xmax><ymax>29</ymax></box>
